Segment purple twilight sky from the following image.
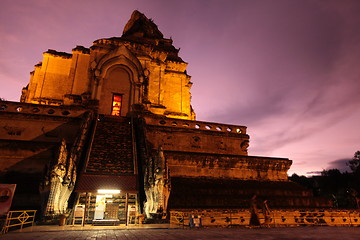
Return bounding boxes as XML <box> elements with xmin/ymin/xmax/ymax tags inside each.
<box><xmin>1</xmin><ymin>0</ymin><xmax>360</xmax><ymax>176</ymax></box>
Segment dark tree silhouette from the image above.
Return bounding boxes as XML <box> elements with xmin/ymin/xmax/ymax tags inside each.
<box><xmin>348</xmin><ymin>151</ymin><xmax>360</xmax><ymax>174</ymax></box>
<box><xmin>290</xmin><ymin>165</ymin><xmax>359</xmax><ymax>208</ymax></box>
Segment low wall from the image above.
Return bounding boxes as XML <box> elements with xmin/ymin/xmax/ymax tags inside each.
<box><xmin>170</xmin><ymin>209</ymin><xmax>360</xmax><ymax>227</ymax></box>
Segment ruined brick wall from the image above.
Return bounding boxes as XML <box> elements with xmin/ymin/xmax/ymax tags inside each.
<box><xmin>142</xmin><ymin>114</ymin><xmax>292</xmax><ymax>185</ymax></box>
<box><xmin>23</xmin><ymin>47</ymin><xmax>90</xmax><ymax>106</ymax></box>
<box><xmin>0</xmin><ymin>101</ymin><xmax>87</xmax><ymax>143</ymax></box>
<box><xmin>0</xmin><ymin>101</ymin><xmax>88</xmax><ymax>175</ymax></box>
<box><xmin>143</xmin><ymin>115</ymin><xmax>249</xmax><ymax>156</ymax></box>
<box><xmin>170</xmin><ymin>209</ymin><xmax>357</xmax><ymax>227</ymax></box>
<box><xmin>0</xmin><ymin>101</ymin><xmax>89</xmax><ymax>210</ymax></box>
<box><xmin>146</xmin><ymin>60</ymin><xmax>192</xmax><ymax>119</ymax></box>
<box><xmin>69</xmin><ymin>47</ymin><xmax>91</xmax><ymax>96</ymax></box>
<box><xmin>165</xmin><ymin>152</ymin><xmax>291</xmax><ymax>181</ymax></box>
<box><xmin>89</xmin><ymin>37</ymin><xmax>193</xmax><ymax>119</ymax></box>
<box><xmin>21</xmin><ymin>11</ymin><xmax>195</xmax><ymax>120</ymax></box>
<box><xmin>167</xmin><ymin>177</ymin><xmax>332</xmax><ymax>209</ymax></box>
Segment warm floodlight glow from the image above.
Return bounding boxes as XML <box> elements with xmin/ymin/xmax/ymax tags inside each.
<box><xmin>97</xmin><ymin>189</ymin><xmax>120</xmax><ymax>194</ymax></box>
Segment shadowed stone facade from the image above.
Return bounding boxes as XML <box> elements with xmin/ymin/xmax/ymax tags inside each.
<box><xmin>0</xmin><ymin>10</ymin><xmax>332</xmax><ymax>223</ymax></box>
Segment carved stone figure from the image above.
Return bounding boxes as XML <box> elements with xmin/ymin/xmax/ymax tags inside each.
<box><xmin>143</xmin><ymin>147</ymin><xmax>170</xmax><ymax>219</ymax></box>
<box><xmin>41</xmin><ymin>139</ymin><xmax>76</xmax><ymax>216</ymax></box>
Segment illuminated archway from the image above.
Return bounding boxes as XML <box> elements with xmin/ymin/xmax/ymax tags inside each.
<box><xmin>91</xmin><ymin>45</ymin><xmax>144</xmax><ymax>116</ymax></box>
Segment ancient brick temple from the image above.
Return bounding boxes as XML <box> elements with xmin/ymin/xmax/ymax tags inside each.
<box><xmin>0</xmin><ymin>11</ymin><xmax>331</xmax><ymax>223</ymax></box>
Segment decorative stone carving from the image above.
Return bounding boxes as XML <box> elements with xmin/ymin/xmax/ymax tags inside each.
<box><xmin>42</xmin><ymin>139</ymin><xmax>76</xmax><ymax>216</ymax></box>
<box><xmin>191</xmin><ymin>136</ymin><xmax>201</xmax><ymax>148</ymax></box>
<box><xmin>240</xmin><ymin>140</ymin><xmax>250</xmax><ymax>153</ymax></box>
<box><xmin>217</xmin><ymin>140</ymin><xmax>227</xmax><ymax>151</ymax></box>
<box><xmin>162</xmin><ymin>136</ymin><xmax>173</xmax><ymax>146</ymax></box>
<box><xmin>143</xmin><ymin>147</ymin><xmax>171</xmax><ymax>219</ymax></box>
<box><xmin>40</xmin><ymin>112</ymin><xmax>92</xmax><ymax>217</ymax></box>
<box><xmin>3</xmin><ymin>126</ymin><xmax>25</xmax><ymax>136</ymax></box>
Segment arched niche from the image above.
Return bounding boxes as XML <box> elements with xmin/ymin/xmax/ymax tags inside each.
<box><xmin>98</xmin><ymin>65</ymin><xmax>133</xmax><ymax>116</ymax></box>
<box><xmin>92</xmin><ymin>45</ymin><xmax>144</xmax><ymax>116</ymax></box>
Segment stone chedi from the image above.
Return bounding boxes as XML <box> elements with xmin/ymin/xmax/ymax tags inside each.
<box><xmin>21</xmin><ymin>11</ymin><xmax>194</xmax><ymax>120</ymax></box>
<box><xmin>0</xmin><ymin>11</ymin><xmax>331</xmax><ymax>223</ymax></box>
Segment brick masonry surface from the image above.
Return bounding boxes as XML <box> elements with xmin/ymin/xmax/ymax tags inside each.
<box><xmin>86</xmin><ymin>117</ymin><xmax>134</xmax><ymax>175</ymax></box>
<box><xmin>1</xmin><ymin>227</ymin><xmax>360</xmax><ymax>240</ymax></box>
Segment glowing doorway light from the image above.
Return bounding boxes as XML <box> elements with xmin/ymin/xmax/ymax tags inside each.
<box><xmin>97</xmin><ymin>189</ymin><xmax>121</xmax><ymax>194</ymax></box>
<box><xmin>111</xmin><ymin>94</ymin><xmax>122</xmax><ymax>116</ymax></box>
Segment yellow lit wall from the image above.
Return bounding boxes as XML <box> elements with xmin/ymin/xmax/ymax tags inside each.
<box><xmin>22</xmin><ymin>43</ymin><xmax>195</xmax><ymax>120</ymax></box>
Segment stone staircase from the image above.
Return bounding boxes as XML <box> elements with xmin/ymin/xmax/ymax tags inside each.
<box><xmin>85</xmin><ymin>116</ymin><xmax>135</xmax><ymax>175</ymax></box>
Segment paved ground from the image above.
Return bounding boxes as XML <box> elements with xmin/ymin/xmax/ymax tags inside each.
<box><xmin>1</xmin><ymin>225</ymin><xmax>360</xmax><ymax>240</ymax></box>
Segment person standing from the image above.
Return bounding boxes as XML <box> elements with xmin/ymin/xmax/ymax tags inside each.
<box><xmin>262</xmin><ymin>199</ymin><xmax>271</xmax><ymax>227</ymax></box>
<box><xmin>249</xmin><ymin>194</ymin><xmax>260</xmax><ymax>227</ymax></box>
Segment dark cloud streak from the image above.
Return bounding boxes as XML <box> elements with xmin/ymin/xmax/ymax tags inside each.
<box><xmin>326</xmin><ymin>158</ymin><xmax>352</xmax><ymax>173</ymax></box>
